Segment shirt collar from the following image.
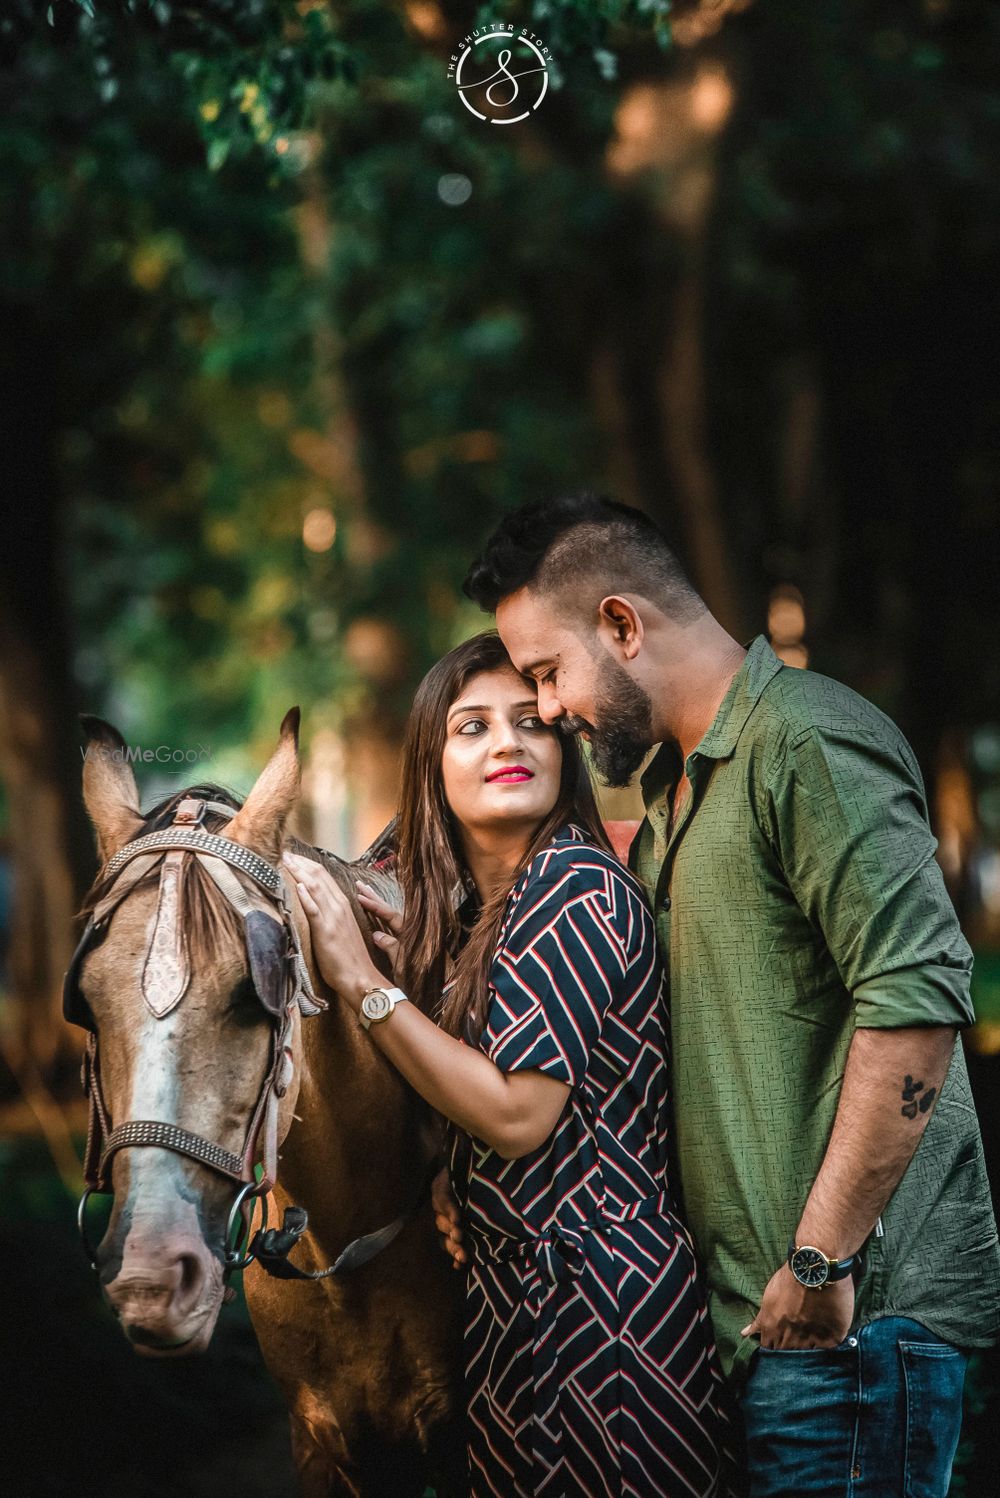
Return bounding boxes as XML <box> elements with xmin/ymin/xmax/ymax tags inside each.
<box><xmin>639</xmin><ymin>635</ymin><xmax>783</xmax><ymax>802</ymax></box>
<box><xmin>694</xmin><ymin>634</ymin><xmax>784</xmax><ymax>761</ymax></box>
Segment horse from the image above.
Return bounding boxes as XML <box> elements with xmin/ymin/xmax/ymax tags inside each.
<box><xmin>63</xmin><ymin>708</ymin><xmax>466</xmax><ymax>1497</ymax></box>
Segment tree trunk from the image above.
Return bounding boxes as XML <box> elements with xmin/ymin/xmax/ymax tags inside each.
<box><xmin>0</xmin><ymin>309</ymin><xmax>93</xmax><ymax>1087</ymax></box>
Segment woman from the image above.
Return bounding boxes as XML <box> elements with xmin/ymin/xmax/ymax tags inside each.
<box><xmin>284</xmin><ymin>632</ymin><xmax>735</xmax><ymax>1498</ymax></box>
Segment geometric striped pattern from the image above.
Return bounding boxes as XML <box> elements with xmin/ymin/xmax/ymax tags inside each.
<box><xmin>452</xmin><ymin>826</ymin><xmax>738</xmax><ymax>1496</ymax></box>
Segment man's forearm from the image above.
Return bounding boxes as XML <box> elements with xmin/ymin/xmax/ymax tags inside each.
<box><xmin>796</xmin><ymin>1024</ymin><xmax>957</xmax><ymax>1258</ymax></box>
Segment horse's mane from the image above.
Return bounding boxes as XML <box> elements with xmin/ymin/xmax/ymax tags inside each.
<box><xmin>76</xmin><ymin>782</ymin><xmax>400</xmax><ymax>970</ymax></box>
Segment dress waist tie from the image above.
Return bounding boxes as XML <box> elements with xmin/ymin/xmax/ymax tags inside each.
<box><xmin>466</xmin><ymin>1189</ymin><xmax>676</xmax><ymax>1488</ymax></box>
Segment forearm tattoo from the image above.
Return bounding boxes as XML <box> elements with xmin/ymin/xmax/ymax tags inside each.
<box><xmin>900</xmin><ymin>1073</ymin><xmax>937</xmax><ymax>1120</ymax></box>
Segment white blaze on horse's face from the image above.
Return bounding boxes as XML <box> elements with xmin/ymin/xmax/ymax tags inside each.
<box><xmin>83</xmin><ymin>888</ymin><xmax>273</xmax><ymax>1356</ymax></box>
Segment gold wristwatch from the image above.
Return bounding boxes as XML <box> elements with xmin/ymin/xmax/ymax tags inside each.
<box><xmin>359</xmin><ymin>985</ymin><xmax>408</xmax><ymax>1032</ymax></box>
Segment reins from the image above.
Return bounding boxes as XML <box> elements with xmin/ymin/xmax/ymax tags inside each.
<box><xmin>65</xmin><ymin>796</ymin><xmax>437</xmax><ymax>1286</ymax></box>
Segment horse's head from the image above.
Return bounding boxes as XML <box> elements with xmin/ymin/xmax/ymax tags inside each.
<box><xmin>67</xmin><ymin>709</ymin><xmax>316</xmax><ymax>1355</ymax></box>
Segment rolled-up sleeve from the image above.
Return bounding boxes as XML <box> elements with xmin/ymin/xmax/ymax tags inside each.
<box><xmin>766</xmin><ymin>725</ymin><xmax>974</xmax><ymax>1029</ymax></box>
<box><xmin>482</xmin><ymin>871</ymin><xmax>627</xmax><ymax>1086</ymax></box>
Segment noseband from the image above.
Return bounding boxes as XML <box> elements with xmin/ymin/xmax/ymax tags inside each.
<box><xmin>63</xmin><ymin>796</ymin><xmax>325</xmax><ymax>1273</ymax></box>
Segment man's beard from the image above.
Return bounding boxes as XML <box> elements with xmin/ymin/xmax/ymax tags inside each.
<box><xmin>564</xmin><ymin>655</ymin><xmax>654</xmax><ymax>789</ymax></box>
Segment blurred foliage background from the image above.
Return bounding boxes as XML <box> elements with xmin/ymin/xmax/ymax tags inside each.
<box><xmin>0</xmin><ymin>0</ymin><xmax>998</xmax><ymax>1491</ymax></box>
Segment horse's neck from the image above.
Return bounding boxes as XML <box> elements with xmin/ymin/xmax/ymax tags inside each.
<box><xmin>280</xmin><ymin>853</ymin><xmax>429</xmax><ymax>1241</ymax></box>
<box><xmin>282</xmin><ymin>998</ymin><xmax>429</xmax><ymax>1246</ymax></box>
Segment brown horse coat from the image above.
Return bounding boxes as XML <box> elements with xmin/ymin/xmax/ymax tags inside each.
<box><xmin>73</xmin><ymin>713</ymin><xmax>465</xmax><ymax>1497</ymax></box>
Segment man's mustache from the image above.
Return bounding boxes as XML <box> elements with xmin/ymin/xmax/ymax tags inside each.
<box><xmin>559</xmin><ymin>714</ymin><xmax>596</xmax><ymax>738</ymax></box>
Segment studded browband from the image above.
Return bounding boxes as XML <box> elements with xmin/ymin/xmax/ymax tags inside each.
<box><xmin>102</xmin><ymin>806</ymin><xmax>282</xmax><ymax>893</ymax></box>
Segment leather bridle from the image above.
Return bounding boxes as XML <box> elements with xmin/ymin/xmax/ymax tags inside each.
<box><xmin>63</xmin><ymin>795</ymin><xmax>325</xmax><ymax>1275</ymax></box>
<box><xmin>65</xmin><ymin>797</ymin><xmax>439</xmax><ymax>1286</ymax></box>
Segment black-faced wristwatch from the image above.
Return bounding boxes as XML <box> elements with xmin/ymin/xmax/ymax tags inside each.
<box><xmin>786</xmin><ymin>1239</ymin><xmax>860</xmax><ymax>1289</ymax></box>
<box><xmin>359</xmin><ymin>985</ymin><xmax>408</xmax><ymax>1031</ymax></box>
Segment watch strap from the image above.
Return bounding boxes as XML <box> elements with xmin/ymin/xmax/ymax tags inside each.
<box><xmin>787</xmin><ymin>1239</ymin><xmax>860</xmax><ymax>1283</ymax></box>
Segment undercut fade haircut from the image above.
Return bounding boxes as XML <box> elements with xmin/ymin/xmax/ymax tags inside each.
<box><xmin>463</xmin><ymin>493</ymin><xmax>706</xmax><ymax>624</ymax></box>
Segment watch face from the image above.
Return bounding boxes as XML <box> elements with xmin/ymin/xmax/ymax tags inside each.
<box><xmin>790</xmin><ymin>1246</ymin><xmax>830</xmax><ymax>1288</ymax></box>
<box><xmin>362</xmin><ymin>989</ymin><xmax>392</xmax><ymax>1023</ymax></box>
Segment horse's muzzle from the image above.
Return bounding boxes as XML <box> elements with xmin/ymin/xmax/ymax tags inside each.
<box><xmin>102</xmin><ymin>1237</ymin><xmax>225</xmax><ymax>1357</ymax></box>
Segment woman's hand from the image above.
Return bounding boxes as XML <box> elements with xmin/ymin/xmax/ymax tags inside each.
<box><xmin>281</xmin><ymin>851</ymin><xmax>383</xmax><ymax>1008</ymax></box>
<box><xmin>285</xmin><ymin>855</ymin><xmax>569</xmax><ymax>1161</ymax></box>
<box><xmin>431</xmin><ymin>1168</ymin><xmax>467</xmax><ymax>1269</ymax></box>
<box><xmin>355</xmin><ymin>881</ymin><xmax>403</xmax><ymax>981</ymax></box>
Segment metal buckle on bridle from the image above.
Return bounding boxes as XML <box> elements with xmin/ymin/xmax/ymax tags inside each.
<box><xmin>77</xmin><ymin>1186</ymin><xmax>112</xmax><ymax>1271</ymax></box>
<box><xmin>77</xmin><ymin>1178</ymin><xmax>271</xmax><ymax>1277</ymax></box>
<box><xmin>224</xmin><ymin>1180</ymin><xmax>270</xmax><ymax>1273</ymax></box>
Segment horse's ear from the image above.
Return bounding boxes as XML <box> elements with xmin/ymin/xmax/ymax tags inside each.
<box><xmin>226</xmin><ymin>707</ymin><xmax>301</xmax><ymax>864</ymax></box>
<box><xmin>80</xmin><ymin>715</ymin><xmax>145</xmax><ymax>864</ymax></box>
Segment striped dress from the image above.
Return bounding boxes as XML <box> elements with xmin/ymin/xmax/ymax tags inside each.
<box><xmin>451</xmin><ymin>825</ymin><xmax>736</xmax><ymax>1498</ymax></box>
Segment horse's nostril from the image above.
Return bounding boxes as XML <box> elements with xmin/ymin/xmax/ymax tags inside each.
<box><xmin>176</xmin><ymin>1251</ymin><xmax>207</xmax><ymax>1312</ymax></box>
<box><xmin>180</xmin><ymin>1254</ymin><xmax>199</xmax><ymax>1293</ymax></box>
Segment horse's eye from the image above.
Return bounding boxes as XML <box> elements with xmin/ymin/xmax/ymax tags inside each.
<box><xmin>226</xmin><ymin>976</ymin><xmax>263</xmax><ymax>1026</ymax></box>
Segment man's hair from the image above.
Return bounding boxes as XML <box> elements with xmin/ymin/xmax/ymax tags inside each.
<box><xmin>463</xmin><ymin>492</ymin><xmax>705</xmax><ymax>622</ymax></box>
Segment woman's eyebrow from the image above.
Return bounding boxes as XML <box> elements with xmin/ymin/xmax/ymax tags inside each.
<box><xmin>448</xmin><ymin>702</ymin><xmax>490</xmax><ymax>719</ymax></box>
<box><xmin>447</xmin><ymin>699</ymin><xmax>538</xmax><ymax>720</ymax></box>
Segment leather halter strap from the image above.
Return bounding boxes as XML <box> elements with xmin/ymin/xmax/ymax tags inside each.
<box><xmin>250</xmin><ymin>1152</ymin><xmax>441</xmax><ymax>1280</ymax></box>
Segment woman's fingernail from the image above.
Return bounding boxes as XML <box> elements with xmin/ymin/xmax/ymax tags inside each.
<box><xmin>373</xmin><ymin>932</ymin><xmax>386</xmax><ymax>944</ymax></box>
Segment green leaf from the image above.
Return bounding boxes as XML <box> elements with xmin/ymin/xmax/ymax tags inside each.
<box><xmin>206</xmin><ymin>137</ymin><xmax>230</xmax><ymax>173</ymax></box>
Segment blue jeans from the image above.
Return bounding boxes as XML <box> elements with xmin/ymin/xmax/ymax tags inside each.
<box><xmin>741</xmin><ymin>1316</ymin><xmax>967</xmax><ymax>1497</ymax></box>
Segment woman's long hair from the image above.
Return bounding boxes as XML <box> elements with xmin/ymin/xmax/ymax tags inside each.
<box><xmin>395</xmin><ymin>631</ymin><xmax>611</xmax><ymax>1041</ymax></box>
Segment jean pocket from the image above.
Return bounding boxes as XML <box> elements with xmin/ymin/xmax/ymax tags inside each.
<box><xmin>901</xmin><ymin>1340</ymin><xmax>966</xmax><ymax>1498</ymax></box>
<box><xmin>747</xmin><ymin>1341</ymin><xmax>859</xmax><ymax>1404</ymax></box>
<box><xmin>744</xmin><ymin>1341</ymin><xmax>859</xmax><ymax>1495</ymax></box>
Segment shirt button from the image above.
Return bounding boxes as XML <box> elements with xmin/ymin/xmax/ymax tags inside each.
<box><xmin>660</xmin><ymin>894</ymin><xmax>672</xmax><ymax>912</ymax></box>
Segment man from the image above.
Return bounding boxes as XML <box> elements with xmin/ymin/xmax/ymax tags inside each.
<box><xmin>441</xmin><ymin>492</ymin><xmax>1000</xmax><ymax>1497</ymax></box>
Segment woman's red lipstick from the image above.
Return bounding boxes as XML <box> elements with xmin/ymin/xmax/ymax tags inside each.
<box><xmin>486</xmin><ymin>766</ymin><xmax>534</xmax><ymax>783</ymax></box>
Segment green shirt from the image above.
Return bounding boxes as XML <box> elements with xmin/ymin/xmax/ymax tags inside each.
<box><xmin>630</xmin><ymin>634</ymin><xmax>1000</xmax><ymax>1384</ymax></box>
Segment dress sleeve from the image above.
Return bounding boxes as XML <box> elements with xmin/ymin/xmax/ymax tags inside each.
<box><xmin>481</xmin><ymin>867</ymin><xmax>628</xmax><ymax>1086</ymax></box>
<box><xmin>765</xmin><ymin>725</ymin><xmax>975</xmax><ymax>1029</ymax></box>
